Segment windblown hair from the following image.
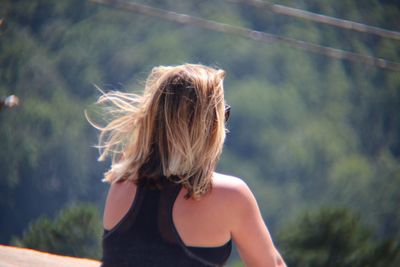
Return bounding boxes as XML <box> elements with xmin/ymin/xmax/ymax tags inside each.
<box><xmin>87</xmin><ymin>64</ymin><xmax>227</xmax><ymax>199</ymax></box>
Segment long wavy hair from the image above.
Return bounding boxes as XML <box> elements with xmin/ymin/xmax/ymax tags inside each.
<box><xmin>87</xmin><ymin>64</ymin><xmax>227</xmax><ymax>199</ymax></box>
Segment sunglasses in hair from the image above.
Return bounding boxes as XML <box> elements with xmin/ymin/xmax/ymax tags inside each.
<box><xmin>225</xmin><ymin>104</ymin><xmax>231</xmax><ymax>123</ymax></box>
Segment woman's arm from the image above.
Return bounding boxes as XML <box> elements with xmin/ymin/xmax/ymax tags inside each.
<box><xmin>229</xmin><ymin>180</ymin><xmax>286</xmax><ymax>267</ymax></box>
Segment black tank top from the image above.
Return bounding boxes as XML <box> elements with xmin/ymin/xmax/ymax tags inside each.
<box><xmin>101</xmin><ymin>180</ymin><xmax>232</xmax><ymax>267</ymax></box>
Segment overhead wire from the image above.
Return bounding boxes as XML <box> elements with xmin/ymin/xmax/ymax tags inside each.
<box><xmin>89</xmin><ymin>0</ymin><xmax>400</xmax><ymax>72</ymax></box>
<box><xmin>227</xmin><ymin>0</ymin><xmax>400</xmax><ymax>41</ymax></box>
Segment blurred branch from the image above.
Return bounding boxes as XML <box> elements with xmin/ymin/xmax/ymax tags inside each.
<box><xmin>228</xmin><ymin>0</ymin><xmax>400</xmax><ymax>41</ymax></box>
<box><xmin>89</xmin><ymin>0</ymin><xmax>400</xmax><ymax>72</ymax></box>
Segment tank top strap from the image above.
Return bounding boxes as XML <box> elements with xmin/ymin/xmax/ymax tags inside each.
<box><xmin>158</xmin><ymin>181</ymin><xmax>182</xmax><ymax>244</ymax></box>
<box><xmin>157</xmin><ymin>181</ymin><xmax>232</xmax><ymax>266</ymax></box>
<box><xmin>103</xmin><ymin>183</ymin><xmax>147</xmax><ymax>239</ymax></box>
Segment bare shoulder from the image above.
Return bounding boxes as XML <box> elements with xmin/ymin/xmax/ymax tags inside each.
<box><xmin>107</xmin><ymin>180</ymin><xmax>136</xmax><ymax>199</ymax></box>
<box><xmin>210</xmin><ymin>173</ymin><xmax>255</xmax><ymax>206</ymax></box>
<box><xmin>212</xmin><ymin>172</ymin><xmax>245</xmax><ymax>186</ymax></box>
<box><xmin>213</xmin><ymin>174</ymin><xmax>286</xmax><ymax>266</ymax></box>
<box><xmin>209</xmin><ymin>173</ymin><xmax>261</xmax><ymax>232</ymax></box>
<box><xmin>103</xmin><ymin>179</ymin><xmax>137</xmax><ymax>230</ymax></box>
<box><xmin>212</xmin><ymin>172</ymin><xmax>252</xmax><ymax>193</ymax></box>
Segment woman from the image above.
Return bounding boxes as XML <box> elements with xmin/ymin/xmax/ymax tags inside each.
<box><xmin>89</xmin><ymin>64</ymin><xmax>286</xmax><ymax>267</ymax></box>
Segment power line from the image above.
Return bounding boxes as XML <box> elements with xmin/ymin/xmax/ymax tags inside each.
<box><xmin>228</xmin><ymin>0</ymin><xmax>400</xmax><ymax>41</ymax></box>
<box><xmin>89</xmin><ymin>0</ymin><xmax>400</xmax><ymax>72</ymax></box>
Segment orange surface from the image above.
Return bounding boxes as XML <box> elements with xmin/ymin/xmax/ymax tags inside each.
<box><xmin>0</xmin><ymin>245</ymin><xmax>100</xmax><ymax>267</ymax></box>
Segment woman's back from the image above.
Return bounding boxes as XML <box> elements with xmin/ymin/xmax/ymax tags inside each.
<box><xmin>102</xmin><ymin>174</ymin><xmax>237</xmax><ymax>266</ymax></box>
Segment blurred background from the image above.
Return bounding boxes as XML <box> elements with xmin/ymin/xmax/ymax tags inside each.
<box><xmin>0</xmin><ymin>0</ymin><xmax>399</xmax><ymax>266</ymax></box>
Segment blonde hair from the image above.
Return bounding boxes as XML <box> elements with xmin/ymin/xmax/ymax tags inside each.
<box><xmin>87</xmin><ymin>64</ymin><xmax>227</xmax><ymax>199</ymax></box>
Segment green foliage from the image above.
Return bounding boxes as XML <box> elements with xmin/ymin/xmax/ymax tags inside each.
<box><xmin>277</xmin><ymin>207</ymin><xmax>400</xmax><ymax>267</ymax></box>
<box><xmin>1</xmin><ymin>0</ymin><xmax>400</xmax><ymax>264</ymax></box>
<box><xmin>12</xmin><ymin>203</ymin><xmax>102</xmax><ymax>259</ymax></box>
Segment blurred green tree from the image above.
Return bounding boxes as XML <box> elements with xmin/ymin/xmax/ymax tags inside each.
<box><xmin>1</xmin><ymin>0</ymin><xmax>400</xmax><ymax>264</ymax></box>
<box><xmin>12</xmin><ymin>203</ymin><xmax>102</xmax><ymax>259</ymax></box>
<box><xmin>277</xmin><ymin>207</ymin><xmax>400</xmax><ymax>267</ymax></box>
